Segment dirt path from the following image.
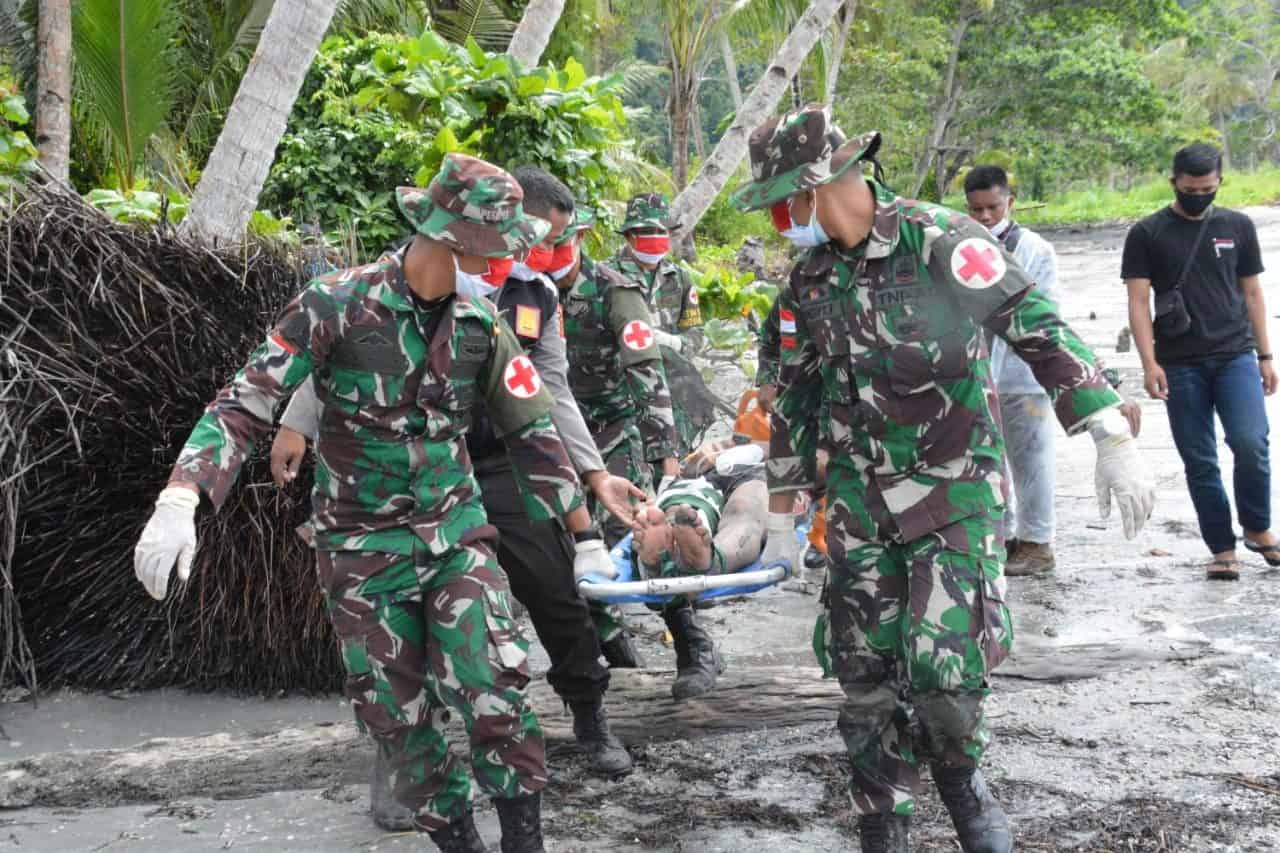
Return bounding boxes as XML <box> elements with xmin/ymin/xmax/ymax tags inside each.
<box><xmin>3</xmin><ymin>206</ymin><xmax>1280</xmax><ymax>851</ymax></box>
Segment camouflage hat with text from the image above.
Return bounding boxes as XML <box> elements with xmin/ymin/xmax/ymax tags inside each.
<box><xmin>396</xmin><ymin>153</ymin><xmax>551</xmax><ymax>257</ymax></box>
<box><xmin>617</xmin><ymin>192</ymin><xmax>680</xmax><ymax>233</ymax></box>
<box><xmin>729</xmin><ymin>103</ymin><xmax>881</xmax><ymax>212</ymax></box>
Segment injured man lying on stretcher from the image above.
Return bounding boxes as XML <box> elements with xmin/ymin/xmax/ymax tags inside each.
<box><xmin>631</xmin><ymin>440</ymin><xmax>789</xmax><ymax>577</ymax></box>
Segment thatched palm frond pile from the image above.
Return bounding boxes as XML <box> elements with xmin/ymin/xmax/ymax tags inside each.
<box><xmin>1</xmin><ymin>183</ymin><xmax>341</xmax><ymax>694</ymax></box>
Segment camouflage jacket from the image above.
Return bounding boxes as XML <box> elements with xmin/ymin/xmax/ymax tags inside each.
<box><xmin>171</xmin><ymin>250</ymin><xmax>582</xmax><ymax>557</ymax></box>
<box><xmin>609</xmin><ymin>247</ymin><xmax>703</xmax><ymax>347</ymax></box>
<box><xmin>757</xmin><ymin>299</ymin><xmax>782</xmax><ymax>387</ymax></box>
<box><xmin>769</xmin><ymin>182</ymin><xmax>1121</xmax><ymax>542</ymax></box>
<box><xmin>558</xmin><ymin>255</ymin><xmax>677</xmax><ymax>461</ymax></box>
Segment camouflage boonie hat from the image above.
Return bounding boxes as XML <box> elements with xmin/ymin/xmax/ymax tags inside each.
<box><xmin>556</xmin><ymin>205</ymin><xmax>596</xmax><ymax>244</ymax></box>
<box><xmin>729</xmin><ymin>103</ymin><xmax>881</xmax><ymax>211</ymax></box>
<box><xmin>397</xmin><ymin>153</ymin><xmax>551</xmax><ymax>257</ymax></box>
<box><xmin>617</xmin><ymin>192</ymin><xmax>679</xmax><ymax>233</ymax></box>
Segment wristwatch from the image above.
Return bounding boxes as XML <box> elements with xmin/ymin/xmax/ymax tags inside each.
<box><xmin>572</xmin><ymin>527</ymin><xmax>603</xmax><ymax>544</ymax></box>
<box><xmin>1259</xmin><ymin>353</ymin><xmax>1273</xmax><ymax>362</ymax></box>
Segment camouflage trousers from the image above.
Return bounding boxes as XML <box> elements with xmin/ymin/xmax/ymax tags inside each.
<box><xmin>586</xmin><ymin>417</ymin><xmax>655</xmax><ymax>643</ymax></box>
<box><xmin>814</xmin><ymin>476</ymin><xmax>1013</xmax><ymax>816</ymax></box>
<box><xmin>317</xmin><ymin>536</ymin><xmax>546</xmax><ymax>832</ymax></box>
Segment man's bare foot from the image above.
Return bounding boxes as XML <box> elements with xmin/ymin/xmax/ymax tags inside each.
<box><xmin>669</xmin><ymin>506</ymin><xmax>713</xmax><ymax>574</ymax></box>
<box><xmin>633</xmin><ymin>506</ymin><xmax>671</xmax><ymax>567</ymax></box>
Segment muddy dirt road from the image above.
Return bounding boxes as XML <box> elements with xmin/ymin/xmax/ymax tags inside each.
<box><xmin>4</xmin><ymin>207</ymin><xmax>1280</xmax><ymax>851</ymax></box>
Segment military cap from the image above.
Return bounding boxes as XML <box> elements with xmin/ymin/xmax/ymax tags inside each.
<box><xmin>617</xmin><ymin>192</ymin><xmax>680</xmax><ymax>234</ymax></box>
<box><xmin>729</xmin><ymin>103</ymin><xmax>881</xmax><ymax>211</ymax></box>
<box><xmin>396</xmin><ymin>153</ymin><xmax>551</xmax><ymax>257</ymax></box>
<box><xmin>556</xmin><ymin>205</ymin><xmax>597</xmax><ymax>244</ymax></box>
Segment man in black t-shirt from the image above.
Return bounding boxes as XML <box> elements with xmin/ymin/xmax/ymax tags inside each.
<box><xmin>1122</xmin><ymin>143</ymin><xmax>1277</xmax><ymax>580</ymax></box>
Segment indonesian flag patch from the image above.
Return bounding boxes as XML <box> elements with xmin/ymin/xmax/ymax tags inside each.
<box><xmin>503</xmin><ymin>355</ymin><xmax>542</xmax><ymax>398</ymax></box>
<box><xmin>779</xmin><ymin>308</ymin><xmax>796</xmax><ymax>334</ymax></box>
<box><xmin>622</xmin><ymin>319</ymin><xmax>655</xmax><ymax>351</ymax></box>
<box><xmin>1213</xmin><ymin>238</ymin><xmax>1235</xmax><ymax>258</ymax></box>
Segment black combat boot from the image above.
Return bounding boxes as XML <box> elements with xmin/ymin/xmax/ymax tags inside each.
<box><xmin>663</xmin><ymin>604</ymin><xmax>725</xmax><ymax>700</ymax></box>
<box><xmin>570</xmin><ymin>700</ymin><xmax>633</xmax><ymax>776</ymax></box>
<box><xmin>858</xmin><ymin>812</ymin><xmax>910</xmax><ymax>853</ymax></box>
<box><xmin>369</xmin><ymin>743</ymin><xmax>415</xmax><ymax>831</ymax></box>
<box><xmin>932</xmin><ymin>765</ymin><xmax>1013</xmax><ymax>853</ymax></box>
<box><xmin>427</xmin><ymin>811</ymin><xmax>487</xmax><ymax>853</ymax></box>
<box><xmin>600</xmin><ymin>631</ymin><xmax>644</xmax><ymax>668</ymax></box>
<box><xmin>493</xmin><ymin>792</ymin><xmax>544</xmax><ymax>853</ymax></box>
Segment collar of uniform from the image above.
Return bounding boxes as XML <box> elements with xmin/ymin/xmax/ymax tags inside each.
<box><xmin>384</xmin><ymin>245</ymin><xmax>417</xmax><ymax>314</ymax></box>
<box><xmin>861</xmin><ymin>179</ymin><xmax>900</xmax><ymax>260</ymax></box>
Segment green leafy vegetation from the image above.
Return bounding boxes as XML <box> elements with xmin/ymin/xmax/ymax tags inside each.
<box><xmin>0</xmin><ymin>73</ymin><xmax>35</xmax><ymax>183</ymax></box>
<box><xmin>261</xmin><ymin>31</ymin><xmax>640</xmax><ymax>256</ymax></box>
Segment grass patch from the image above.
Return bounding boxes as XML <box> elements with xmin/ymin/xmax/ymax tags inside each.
<box><xmin>943</xmin><ymin>166</ymin><xmax>1280</xmax><ymax>229</ymax></box>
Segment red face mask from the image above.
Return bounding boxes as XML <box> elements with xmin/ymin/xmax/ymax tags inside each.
<box><xmin>550</xmin><ymin>241</ymin><xmax>577</xmax><ymax>270</ymax></box>
<box><xmin>769</xmin><ymin>200</ymin><xmax>794</xmax><ymax>233</ymax></box>
<box><xmin>524</xmin><ymin>244</ymin><xmax>555</xmax><ymax>272</ymax></box>
<box><xmin>631</xmin><ymin>234</ymin><xmax>670</xmax><ymax>257</ymax></box>
<box><xmin>483</xmin><ymin>256</ymin><xmax>514</xmax><ymax>286</ymax></box>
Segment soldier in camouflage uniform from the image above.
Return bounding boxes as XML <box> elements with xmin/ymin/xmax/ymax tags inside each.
<box><xmin>132</xmin><ymin>154</ymin><xmax>619</xmax><ymax>853</ymax></box>
<box><xmin>609</xmin><ymin>194</ymin><xmax>706</xmax><ymax>456</ymax></box>
<box><xmin>732</xmin><ymin>106</ymin><xmax>1156</xmax><ymax>853</ymax></box>
<box><xmin>553</xmin><ymin>206</ymin><xmax>725</xmax><ymax>699</ymax></box>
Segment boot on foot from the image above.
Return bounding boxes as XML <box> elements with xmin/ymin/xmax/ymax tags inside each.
<box><xmin>663</xmin><ymin>604</ymin><xmax>725</xmax><ymax>700</ymax></box>
<box><xmin>601</xmin><ymin>631</ymin><xmax>644</xmax><ymax>668</ymax></box>
<box><xmin>427</xmin><ymin>811</ymin><xmax>487</xmax><ymax>853</ymax></box>
<box><xmin>933</xmin><ymin>765</ymin><xmax>1012</xmax><ymax>853</ymax></box>
<box><xmin>369</xmin><ymin>744</ymin><xmax>415</xmax><ymax>831</ymax></box>
<box><xmin>570</xmin><ymin>700</ymin><xmax>632</xmax><ymax>776</ymax></box>
<box><xmin>858</xmin><ymin>812</ymin><xmax>910</xmax><ymax>853</ymax></box>
<box><xmin>494</xmin><ymin>792</ymin><xmax>544</xmax><ymax>853</ymax></box>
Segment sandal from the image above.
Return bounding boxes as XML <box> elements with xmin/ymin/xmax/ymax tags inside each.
<box><xmin>1243</xmin><ymin>538</ymin><xmax>1280</xmax><ymax>567</ymax></box>
<box><xmin>1205</xmin><ymin>559</ymin><xmax>1242</xmax><ymax>581</ymax></box>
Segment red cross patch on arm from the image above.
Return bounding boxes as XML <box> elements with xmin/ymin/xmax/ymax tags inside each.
<box><xmin>622</xmin><ymin>320</ymin><xmax>654</xmax><ymax>351</ymax></box>
<box><xmin>503</xmin><ymin>355</ymin><xmax>542</xmax><ymax>398</ymax></box>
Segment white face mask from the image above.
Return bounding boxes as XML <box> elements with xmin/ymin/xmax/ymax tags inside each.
<box><xmin>508</xmin><ymin>262</ymin><xmax>542</xmax><ymax>282</ymax></box>
<box><xmin>549</xmin><ymin>260</ymin><xmax>576</xmax><ymax>281</ymax></box>
<box><xmin>631</xmin><ymin>249</ymin><xmax>667</xmax><ymax>265</ymax></box>
<box><xmin>454</xmin><ymin>255</ymin><xmax>500</xmax><ymax>299</ymax></box>
<box><xmin>778</xmin><ymin>193</ymin><xmax>829</xmax><ymax>248</ymax></box>
<box><xmin>989</xmin><ymin>217</ymin><xmax>1012</xmax><ymax>239</ymax></box>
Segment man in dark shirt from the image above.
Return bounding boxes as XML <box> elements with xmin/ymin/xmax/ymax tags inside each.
<box><xmin>1122</xmin><ymin>143</ymin><xmax>1277</xmax><ymax>579</ymax></box>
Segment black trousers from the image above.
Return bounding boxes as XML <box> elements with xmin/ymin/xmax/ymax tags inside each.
<box><xmin>476</xmin><ymin>461</ymin><xmax>610</xmax><ymax>704</ymax></box>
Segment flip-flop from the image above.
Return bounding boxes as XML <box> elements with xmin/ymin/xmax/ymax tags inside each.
<box><xmin>1206</xmin><ymin>559</ymin><xmax>1242</xmax><ymax>581</ymax></box>
<box><xmin>1243</xmin><ymin>539</ymin><xmax>1280</xmax><ymax>567</ymax></box>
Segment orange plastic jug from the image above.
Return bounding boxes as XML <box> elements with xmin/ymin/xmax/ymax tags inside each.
<box><xmin>733</xmin><ymin>389</ymin><xmax>772</xmax><ymax>443</ymax></box>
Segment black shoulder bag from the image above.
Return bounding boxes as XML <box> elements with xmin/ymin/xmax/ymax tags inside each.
<box><xmin>1153</xmin><ymin>208</ymin><xmax>1212</xmax><ymax>340</ymax></box>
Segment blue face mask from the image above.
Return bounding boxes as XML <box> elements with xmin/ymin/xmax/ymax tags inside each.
<box><xmin>775</xmin><ymin>193</ymin><xmax>829</xmax><ymax>248</ymax></box>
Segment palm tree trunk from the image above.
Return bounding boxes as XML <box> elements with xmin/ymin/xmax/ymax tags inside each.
<box><xmin>35</xmin><ymin>0</ymin><xmax>72</xmax><ymax>184</ymax></box>
<box><xmin>671</xmin><ymin>91</ymin><xmax>692</xmax><ymax>190</ymax></box>
<box><xmin>823</xmin><ymin>0</ymin><xmax>856</xmax><ymax>105</ymax></box>
<box><xmin>668</xmin><ymin>0</ymin><xmax>845</xmax><ymax>234</ymax></box>
<box><xmin>181</xmin><ymin>0</ymin><xmax>338</xmax><ymax>244</ymax></box>
<box><xmin>719</xmin><ymin>30</ymin><xmax>742</xmax><ymax>108</ymax></box>
<box><xmin>507</xmin><ymin>0</ymin><xmax>566</xmax><ymax>67</ymax></box>
<box><xmin>910</xmin><ymin>13</ymin><xmax>972</xmax><ymax>199</ymax></box>
<box><xmin>1215</xmin><ymin>111</ymin><xmax>1232</xmax><ymax>171</ymax></box>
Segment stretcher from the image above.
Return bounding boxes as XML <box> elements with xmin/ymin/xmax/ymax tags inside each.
<box><xmin>575</xmin><ymin>526</ymin><xmax>807</xmax><ymax>605</ymax></box>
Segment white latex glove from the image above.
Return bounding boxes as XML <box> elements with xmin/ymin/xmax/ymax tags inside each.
<box><xmin>573</xmin><ymin>537</ymin><xmax>618</xmax><ymax>581</ymax></box>
<box><xmin>653</xmin><ymin>329</ymin><xmax>684</xmax><ymax>353</ymax></box>
<box><xmin>760</xmin><ymin>511</ymin><xmax>799</xmax><ymax>573</ymax></box>
<box><xmin>1090</xmin><ymin>409</ymin><xmax>1156</xmax><ymax>539</ymax></box>
<box><xmin>134</xmin><ymin>486</ymin><xmax>201</xmax><ymax>600</ymax></box>
<box><xmin>656</xmin><ymin>474</ymin><xmax>677</xmax><ymax>497</ymax></box>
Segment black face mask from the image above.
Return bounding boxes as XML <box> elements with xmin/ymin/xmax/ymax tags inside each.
<box><xmin>1175</xmin><ymin>189</ymin><xmax>1216</xmax><ymax>216</ymax></box>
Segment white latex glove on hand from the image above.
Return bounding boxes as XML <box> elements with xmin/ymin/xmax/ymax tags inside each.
<box><xmin>134</xmin><ymin>486</ymin><xmax>201</xmax><ymax>599</ymax></box>
<box><xmin>573</xmin><ymin>537</ymin><xmax>617</xmax><ymax>581</ymax></box>
<box><xmin>653</xmin><ymin>330</ymin><xmax>684</xmax><ymax>353</ymax></box>
<box><xmin>760</xmin><ymin>511</ymin><xmax>798</xmax><ymax>572</ymax></box>
<box><xmin>1090</xmin><ymin>409</ymin><xmax>1156</xmax><ymax>539</ymax></box>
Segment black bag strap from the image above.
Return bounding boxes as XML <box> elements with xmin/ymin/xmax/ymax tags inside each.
<box><xmin>1171</xmin><ymin>207</ymin><xmax>1214</xmax><ymax>293</ymax></box>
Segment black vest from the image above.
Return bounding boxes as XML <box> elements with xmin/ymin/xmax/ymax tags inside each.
<box><xmin>466</xmin><ymin>275</ymin><xmax>560</xmax><ymax>462</ymax></box>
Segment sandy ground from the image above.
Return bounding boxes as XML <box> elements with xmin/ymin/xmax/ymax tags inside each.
<box><xmin>3</xmin><ymin>206</ymin><xmax>1280</xmax><ymax>852</ymax></box>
